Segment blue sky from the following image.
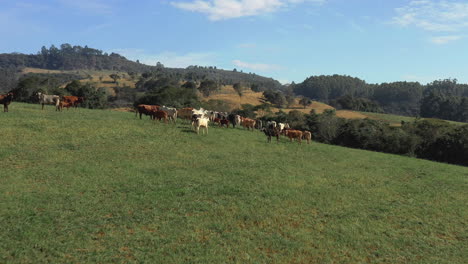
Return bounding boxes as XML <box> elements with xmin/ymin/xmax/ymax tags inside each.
<box><xmin>1</xmin><ymin>0</ymin><xmax>468</xmax><ymax>84</ymax></box>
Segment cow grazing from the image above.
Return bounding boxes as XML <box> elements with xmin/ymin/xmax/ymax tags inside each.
<box><xmin>262</xmin><ymin>125</ymin><xmax>280</xmax><ymax>143</ymax></box>
<box><xmin>193</xmin><ymin>116</ymin><xmax>209</xmax><ymax>135</ymax></box>
<box><xmin>303</xmin><ymin>131</ymin><xmax>312</xmax><ymax>144</ymax></box>
<box><xmin>285</xmin><ymin>129</ymin><xmax>303</xmax><ymax>144</ymax></box>
<box><xmin>0</xmin><ymin>92</ymin><xmax>14</xmax><ymax>112</ymax></box>
<box><xmin>242</xmin><ymin>118</ymin><xmax>256</xmax><ymax>131</ymax></box>
<box><xmin>151</xmin><ymin>110</ymin><xmax>168</xmax><ymax>123</ymax></box>
<box><xmin>135</xmin><ymin>104</ymin><xmax>159</xmax><ymax>119</ymax></box>
<box><xmin>160</xmin><ymin>106</ymin><xmax>178</xmax><ymax>123</ymax></box>
<box><xmin>37</xmin><ymin>92</ymin><xmax>60</xmax><ymax>110</ymax></box>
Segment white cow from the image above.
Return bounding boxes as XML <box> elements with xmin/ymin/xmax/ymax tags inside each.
<box><xmin>278</xmin><ymin>123</ymin><xmax>286</xmax><ymax>132</ymax></box>
<box><xmin>37</xmin><ymin>92</ymin><xmax>60</xmax><ymax>110</ymax></box>
<box><xmin>193</xmin><ymin>116</ymin><xmax>209</xmax><ymax>135</ymax></box>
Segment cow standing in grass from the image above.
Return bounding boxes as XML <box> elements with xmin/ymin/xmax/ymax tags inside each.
<box><xmin>303</xmin><ymin>131</ymin><xmax>312</xmax><ymax>144</ymax></box>
<box><xmin>0</xmin><ymin>92</ymin><xmax>13</xmax><ymax>112</ymax></box>
<box><xmin>193</xmin><ymin>116</ymin><xmax>209</xmax><ymax>135</ymax></box>
<box><xmin>262</xmin><ymin>124</ymin><xmax>280</xmax><ymax>143</ymax></box>
<box><xmin>160</xmin><ymin>106</ymin><xmax>178</xmax><ymax>123</ymax></box>
<box><xmin>151</xmin><ymin>110</ymin><xmax>168</xmax><ymax>123</ymax></box>
<box><xmin>285</xmin><ymin>129</ymin><xmax>303</xmax><ymax>144</ymax></box>
<box><xmin>37</xmin><ymin>92</ymin><xmax>60</xmax><ymax>111</ymax></box>
<box><xmin>241</xmin><ymin>117</ymin><xmax>256</xmax><ymax>131</ymax></box>
<box><xmin>136</xmin><ymin>104</ymin><xmax>159</xmax><ymax>119</ymax></box>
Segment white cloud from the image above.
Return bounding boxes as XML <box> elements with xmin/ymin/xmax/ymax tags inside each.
<box><xmin>430</xmin><ymin>35</ymin><xmax>463</xmax><ymax>44</ymax></box>
<box><xmin>171</xmin><ymin>0</ymin><xmax>326</xmax><ymax>21</ymax></box>
<box><xmin>392</xmin><ymin>0</ymin><xmax>468</xmax><ymax>32</ymax></box>
<box><xmin>233</xmin><ymin>59</ymin><xmax>281</xmax><ymax>71</ymax></box>
<box><xmin>110</xmin><ymin>48</ymin><xmax>217</xmax><ymax>68</ymax></box>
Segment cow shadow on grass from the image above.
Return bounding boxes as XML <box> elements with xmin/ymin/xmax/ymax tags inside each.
<box><xmin>180</xmin><ymin>129</ymin><xmax>196</xmax><ymax>134</ymax></box>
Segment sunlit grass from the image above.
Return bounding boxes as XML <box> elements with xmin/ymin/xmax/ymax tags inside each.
<box><xmin>1</xmin><ymin>103</ymin><xmax>467</xmax><ymax>263</ymax></box>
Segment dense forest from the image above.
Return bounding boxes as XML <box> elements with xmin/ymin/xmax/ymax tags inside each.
<box><xmin>293</xmin><ymin>75</ymin><xmax>468</xmax><ymax>122</ymax></box>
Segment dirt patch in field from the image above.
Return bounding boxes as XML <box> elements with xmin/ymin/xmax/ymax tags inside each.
<box><xmin>336</xmin><ymin>110</ymin><xmax>368</xmax><ymax>119</ymax></box>
<box><xmin>22</xmin><ymin>67</ymin><xmax>65</xmax><ymax>74</ymax></box>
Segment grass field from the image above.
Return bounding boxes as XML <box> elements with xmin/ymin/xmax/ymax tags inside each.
<box><xmin>1</xmin><ymin>103</ymin><xmax>467</xmax><ymax>263</ymax></box>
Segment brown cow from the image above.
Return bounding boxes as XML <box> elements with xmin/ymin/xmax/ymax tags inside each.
<box><xmin>285</xmin><ymin>129</ymin><xmax>303</xmax><ymax>144</ymax></box>
<box><xmin>136</xmin><ymin>104</ymin><xmax>159</xmax><ymax>119</ymax></box>
<box><xmin>178</xmin><ymin>107</ymin><xmax>194</xmax><ymax>120</ymax></box>
<box><xmin>0</xmin><ymin>92</ymin><xmax>13</xmax><ymax>112</ymax></box>
<box><xmin>62</xmin><ymin>96</ymin><xmax>79</xmax><ymax>106</ymax></box>
<box><xmin>303</xmin><ymin>131</ymin><xmax>312</xmax><ymax>144</ymax></box>
<box><xmin>58</xmin><ymin>101</ymin><xmax>73</xmax><ymax>111</ymax></box>
<box><xmin>241</xmin><ymin>117</ymin><xmax>256</xmax><ymax>131</ymax></box>
<box><xmin>151</xmin><ymin>110</ymin><xmax>168</xmax><ymax>123</ymax></box>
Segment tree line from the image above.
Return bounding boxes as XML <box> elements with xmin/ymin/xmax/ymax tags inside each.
<box><xmin>293</xmin><ymin>75</ymin><xmax>468</xmax><ymax>122</ymax></box>
<box><xmin>0</xmin><ymin>44</ymin><xmax>282</xmax><ymax>92</ymax></box>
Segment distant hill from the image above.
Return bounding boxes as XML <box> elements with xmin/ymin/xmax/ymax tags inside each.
<box><xmin>0</xmin><ymin>44</ymin><xmax>282</xmax><ymax>92</ymax></box>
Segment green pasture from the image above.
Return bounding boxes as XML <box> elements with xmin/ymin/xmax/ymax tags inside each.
<box><xmin>1</xmin><ymin>103</ymin><xmax>467</xmax><ymax>263</ymax></box>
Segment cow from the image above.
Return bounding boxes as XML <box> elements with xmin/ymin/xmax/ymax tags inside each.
<box><xmin>227</xmin><ymin>114</ymin><xmax>237</xmax><ymax>128</ymax></box>
<box><xmin>61</xmin><ymin>96</ymin><xmax>79</xmax><ymax>108</ymax></box>
<box><xmin>216</xmin><ymin>112</ymin><xmax>228</xmax><ymax>119</ymax></box>
<box><xmin>192</xmin><ymin>116</ymin><xmax>209</xmax><ymax>135</ymax></box>
<box><xmin>242</xmin><ymin>118</ymin><xmax>256</xmax><ymax>131</ymax></box>
<box><xmin>303</xmin><ymin>130</ymin><xmax>312</xmax><ymax>144</ymax></box>
<box><xmin>220</xmin><ymin>118</ymin><xmax>229</xmax><ymax>128</ymax></box>
<box><xmin>37</xmin><ymin>92</ymin><xmax>60</xmax><ymax>110</ymax></box>
<box><xmin>207</xmin><ymin>111</ymin><xmax>217</xmax><ymax>121</ymax></box>
<box><xmin>266</xmin><ymin>121</ymin><xmax>277</xmax><ymax>128</ymax></box>
<box><xmin>135</xmin><ymin>104</ymin><xmax>159</xmax><ymax>119</ymax></box>
<box><xmin>192</xmin><ymin>108</ymin><xmax>207</xmax><ymax>118</ymax></box>
<box><xmin>178</xmin><ymin>107</ymin><xmax>194</xmax><ymax>120</ymax></box>
<box><xmin>58</xmin><ymin>101</ymin><xmax>73</xmax><ymax>111</ymax></box>
<box><xmin>262</xmin><ymin>124</ymin><xmax>280</xmax><ymax>143</ymax></box>
<box><xmin>285</xmin><ymin>129</ymin><xmax>303</xmax><ymax>144</ymax></box>
<box><xmin>160</xmin><ymin>106</ymin><xmax>178</xmax><ymax>123</ymax></box>
<box><xmin>151</xmin><ymin>110</ymin><xmax>168</xmax><ymax>123</ymax></box>
<box><xmin>278</xmin><ymin>123</ymin><xmax>286</xmax><ymax>133</ymax></box>
<box><xmin>255</xmin><ymin>120</ymin><xmax>263</xmax><ymax>130</ymax></box>
<box><xmin>0</xmin><ymin>92</ymin><xmax>14</xmax><ymax>112</ymax></box>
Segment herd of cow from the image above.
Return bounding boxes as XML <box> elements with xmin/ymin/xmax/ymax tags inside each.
<box><xmin>0</xmin><ymin>91</ymin><xmax>84</xmax><ymax>112</ymax></box>
<box><xmin>135</xmin><ymin>104</ymin><xmax>312</xmax><ymax>144</ymax></box>
<box><xmin>0</xmin><ymin>91</ymin><xmax>311</xmax><ymax>144</ymax></box>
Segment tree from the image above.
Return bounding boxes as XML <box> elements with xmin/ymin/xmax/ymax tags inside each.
<box><xmin>198</xmin><ymin>80</ymin><xmax>219</xmax><ymax>97</ymax></box>
<box><xmin>233</xmin><ymin>82</ymin><xmax>243</xmax><ymax>97</ymax></box>
<box><xmin>299</xmin><ymin>97</ymin><xmax>312</xmax><ymax>109</ymax></box>
<box><xmin>109</xmin><ymin>73</ymin><xmax>120</xmax><ymax>83</ymax></box>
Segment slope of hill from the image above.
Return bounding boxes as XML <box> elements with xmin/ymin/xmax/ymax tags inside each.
<box><xmin>0</xmin><ymin>44</ymin><xmax>282</xmax><ymax>92</ymax></box>
<box><xmin>1</xmin><ymin>103</ymin><xmax>466</xmax><ymax>263</ymax></box>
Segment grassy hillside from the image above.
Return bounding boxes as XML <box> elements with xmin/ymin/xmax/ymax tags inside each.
<box><xmin>1</xmin><ymin>103</ymin><xmax>466</xmax><ymax>263</ymax></box>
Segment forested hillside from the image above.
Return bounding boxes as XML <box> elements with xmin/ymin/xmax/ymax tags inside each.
<box><xmin>0</xmin><ymin>44</ymin><xmax>282</xmax><ymax>92</ymax></box>
<box><xmin>293</xmin><ymin>75</ymin><xmax>468</xmax><ymax>122</ymax></box>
